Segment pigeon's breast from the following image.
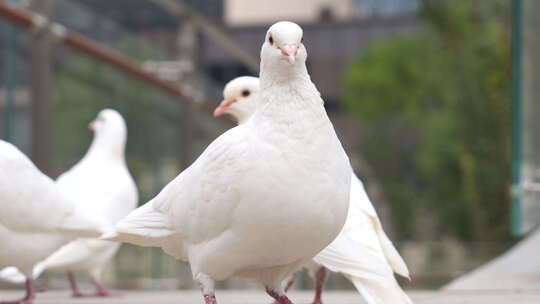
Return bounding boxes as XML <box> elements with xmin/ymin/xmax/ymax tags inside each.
<box><xmin>225</xmin><ymin>132</ymin><xmax>352</xmax><ymax>266</ymax></box>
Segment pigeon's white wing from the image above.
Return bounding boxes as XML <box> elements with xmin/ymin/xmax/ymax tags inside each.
<box><xmin>0</xmin><ymin>141</ymin><xmax>109</xmax><ymax>237</ymax></box>
<box><xmin>314</xmin><ymin>234</ymin><xmax>412</xmax><ymax>304</ymax></box>
<box><xmin>344</xmin><ymin>174</ymin><xmax>410</xmax><ymax>278</ymax></box>
<box><xmin>106</xmin><ymin>126</ymin><xmax>252</xmax><ymax>259</ymax></box>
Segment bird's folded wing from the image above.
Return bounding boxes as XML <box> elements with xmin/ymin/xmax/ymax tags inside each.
<box><xmin>349</xmin><ymin>174</ymin><xmax>410</xmax><ymax>278</ymax></box>
<box><xmin>375</xmin><ymin>226</ymin><xmax>410</xmax><ymax>279</ymax></box>
<box><xmin>314</xmin><ymin>234</ymin><xmax>412</xmax><ymax>304</ymax></box>
<box><xmin>106</xmin><ymin>126</ymin><xmax>252</xmax><ymax>258</ymax></box>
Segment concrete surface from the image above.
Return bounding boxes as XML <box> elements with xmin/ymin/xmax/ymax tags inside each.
<box><xmin>1</xmin><ymin>290</ymin><xmax>540</xmax><ymax>304</ymax></box>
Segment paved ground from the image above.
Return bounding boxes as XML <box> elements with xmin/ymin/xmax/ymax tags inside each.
<box><xmin>1</xmin><ymin>290</ymin><xmax>540</xmax><ymax>304</ymax></box>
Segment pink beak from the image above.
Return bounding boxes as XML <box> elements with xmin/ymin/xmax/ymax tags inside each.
<box><xmin>280</xmin><ymin>44</ymin><xmax>298</xmax><ymax>64</ymax></box>
<box><xmin>213</xmin><ymin>99</ymin><xmax>236</xmax><ymax>117</ymax></box>
<box><xmin>88</xmin><ymin>121</ymin><xmax>96</xmax><ymax>131</ymax></box>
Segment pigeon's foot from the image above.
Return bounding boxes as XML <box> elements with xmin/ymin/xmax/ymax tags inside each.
<box><xmin>91</xmin><ymin>279</ymin><xmax>122</xmax><ymax>298</ymax></box>
<box><xmin>35</xmin><ymin>287</ymin><xmax>47</xmax><ymax>293</ymax></box>
<box><xmin>204</xmin><ymin>294</ymin><xmax>217</xmax><ymax>304</ymax></box>
<box><xmin>196</xmin><ymin>273</ymin><xmax>217</xmax><ymax>304</ymax></box>
<box><xmin>95</xmin><ymin>289</ymin><xmax>122</xmax><ymax>297</ymax></box>
<box><xmin>67</xmin><ymin>271</ymin><xmax>121</xmax><ymax>298</ymax></box>
<box><xmin>72</xmin><ymin>290</ymin><xmax>122</xmax><ymax>298</ymax></box>
<box><xmin>268</xmin><ymin>276</ymin><xmax>295</xmax><ymax>304</ymax></box>
<box><xmin>266</xmin><ymin>287</ymin><xmax>294</xmax><ymax>304</ymax></box>
<box><xmin>71</xmin><ymin>285</ymin><xmax>122</xmax><ymax>298</ymax></box>
<box><xmin>71</xmin><ymin>291</ymin><xmax>84</xmax><ymax>298</ymax></box>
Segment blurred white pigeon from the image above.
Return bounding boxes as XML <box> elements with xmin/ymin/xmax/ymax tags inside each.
<box><xmin>214</xmin><ymin>76</ymin><xmax>412</xmax><ymax>304</ymax></box>
<box><xmin>0</xmin><ymin>109</ymin><xmax>138</xmax><ymax>297</ymax></box>
<box><xmin>104</xmin><ymin>21</ymin><xmax>352</xmax><ymax>304</ymax></box>
<box><xmin>0</xmin><ymin>140</ymin><xmax>109</xmax><ymax>304</ymax></box>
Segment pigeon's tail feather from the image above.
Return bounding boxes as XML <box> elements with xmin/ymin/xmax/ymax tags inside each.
<box><xmin>0</xmin><ymin>267</ymin><xmax>26</xmax><ymax>284</ymax></box>
<box><xmin>102</xmin><ymin>202</ymin><xmax>183</xmax><ymax>258</ymax></box>
<box><xmin>376</xmin><ymin>228</ymin><xmax>410</xmax><ymax>279</ymax></box>
<box><xmin>313</xmin><ymin>234</ymin><xmax>412</xmax><ymax>304</ymax></box>
<box><xmin>352</xmin><ymin>174</ymin><xmax>410</xmax><ymax>278</ymax></box>
<box><xmin>349</xmin><ymin>275</ymin><xmax>413</xmax><ymax>304</ymax></box>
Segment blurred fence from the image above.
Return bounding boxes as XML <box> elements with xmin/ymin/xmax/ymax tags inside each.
<box><xmin>520</xmin><ymin>0</ymin><xmax>540</xmax><ymax>234</ymax></box>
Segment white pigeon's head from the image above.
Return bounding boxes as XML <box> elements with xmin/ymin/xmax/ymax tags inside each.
<box><xmin>261</xmin><ymin>21</ymin><xmax>306</xmax><ymax>68</ymax></box>
<box><xmin>89</xmin><ymin>109</ymin><xmax>126</xmax><ymax>135</ymax></box>
<box><xmin>213</xmin><ymin>76</ymin><xmax>260</xmax><ymax>124</ymax></box>
<box><xmin>87</xmin><ymin>109</ymin><xmax>128</xmax><ymax>157</ymax></box>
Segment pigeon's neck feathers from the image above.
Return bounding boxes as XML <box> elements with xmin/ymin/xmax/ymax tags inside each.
<box><xmin>259</xmin><ymin>57</ymin><xmax>311</xmax><ymax>91</ymax></box>
<box><xmin>234</xmin><ymin>105</ymin><xmax>256</xmax><ymax>125</ymax></box>
<box><xmin>81</xmin><ymin>129</ymin><xmax>126</xmax><ymax>164</ymax></box>
<box><xmin>255</xmin><ymin>60</ymin><xmax>326</xmax><ymax>127</ymax></box>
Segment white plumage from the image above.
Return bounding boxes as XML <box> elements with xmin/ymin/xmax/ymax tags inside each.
<box><xmin>0</xmin><ymin>140</ymin><xmax>108</xmax><ymax>303</ymax></box>
<box><xmin>0</xmin><ymin>109</ymin><xmax>138</xmax><ymax>297</ymax></box>
<box><xmin>104</xmin><ymin>21</ymin><xmax>352</xmax><ymax>304</ymax></box>
<box><xmin>214</xmin><ymin>76</ymin><xmax>412</xmax><ymax>304</ymax></box>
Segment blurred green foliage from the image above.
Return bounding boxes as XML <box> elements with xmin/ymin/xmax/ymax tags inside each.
<box><xmin>344</xmin><ymin>0</ymin><xmax>511</xmax><ymax>240</ymax></box>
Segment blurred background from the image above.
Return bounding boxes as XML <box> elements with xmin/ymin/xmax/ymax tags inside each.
<box><xmin>0</xmin><ymin>0</ymin><xmax>538</xmax><ymax>292</ymax></box>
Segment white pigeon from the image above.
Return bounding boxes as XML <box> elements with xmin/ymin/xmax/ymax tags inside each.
<box><xmin>0</xmin><ymin>109</ymin><xmax>138</xmax><ymax>297</ymax></box>
<box><xmin>0</xmin><ymin>140</ymin><xmax>109</xmax><ymax>304</ymax></box>
<box><xmin>104</xmin><ymin>21</ymin><xmax>352</xmax><ymax>304</ymax></box>
<box><xmin>214</xmin><ymin>76</ymin><xmax>412</xmax><ymax>304</ymax></box>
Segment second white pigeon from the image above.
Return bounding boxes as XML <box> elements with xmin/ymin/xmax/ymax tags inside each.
<box><xmin>214</xmin><ymin>76</ymin><xmax>412</xmax><ymax>304</ymax></box>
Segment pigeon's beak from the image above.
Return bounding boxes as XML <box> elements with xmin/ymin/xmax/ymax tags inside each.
<box><xmin>213</xmin><ymin>99</ymin><xmax>236</xmax><ymax>117</ymax></box>
<box><xmin>88</xmin><ymin>120</ymin><xmax>96</xmax><ymax>131</ymax></box>
<box><xmin>279</xmin><ymin>44</ymin><xmax>298</xmax><ymax>64</ymax></box>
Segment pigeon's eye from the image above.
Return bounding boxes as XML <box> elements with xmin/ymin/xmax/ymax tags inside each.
<box><xmin>241</xmin><ymin>90</ymin><xmax>250</xmax><ymax>97</ymax></box>
<box><xmin>301</xmin><ymin>37</ymin><xmax>304</xmax><ymax>44</ymax></box>
<box><xmin>268</xmin><ymin>35</ymin><xmax>274</xmax><ymax>45</ymax></box>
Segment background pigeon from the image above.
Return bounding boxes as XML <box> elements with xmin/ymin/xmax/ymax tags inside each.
<box><xmin>0</xmin><ymin>140</ymin><xmax>109</xmax><ymax>304</ymax></box>
<box><xmin>214</xmin><ymin>76</ymin><xmax>412</xmax><ymax>304</ymax></box>
<box><xmin>0</xmin><ymin>110</ymin><xmax>138</xmax><ymax>298</ymax></box>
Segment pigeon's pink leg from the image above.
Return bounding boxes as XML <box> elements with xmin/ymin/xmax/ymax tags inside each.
<box><xmin>67</xmin><ymin>271</ymin><xmax>85</xmax><ymax>298</ymax></box>
<box><xmin>311</xmin><ymin>267</ymin><xmax>327</xmax><ymax>304</ymax></box>
<box><xmin>266</xmin><ymin>287</ymin><xmax>294</xmax><ymax>304</ymax></box>
<box><xmin>284</xmin><ymin>277</ymin><xmax>295</xmax><ymax>292</ymax></box>
<box><xmin>0</xmin><ymin>278</ymin><xmax>35</xmax><ymax>304</ymax></box>
<box><xmin>270</xmin><ymin>276</ymin><xmax>295</xmax><ymax>304</ymax></box>
<box><xmin>68</xmin><ymin>271</ymin><xmax>120</xmax><ymax>298</ymax></box>
<box><xmin>89</xmin><ymin>277</ymin><xmax>122</xmax><ymax>297</ymax></box>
